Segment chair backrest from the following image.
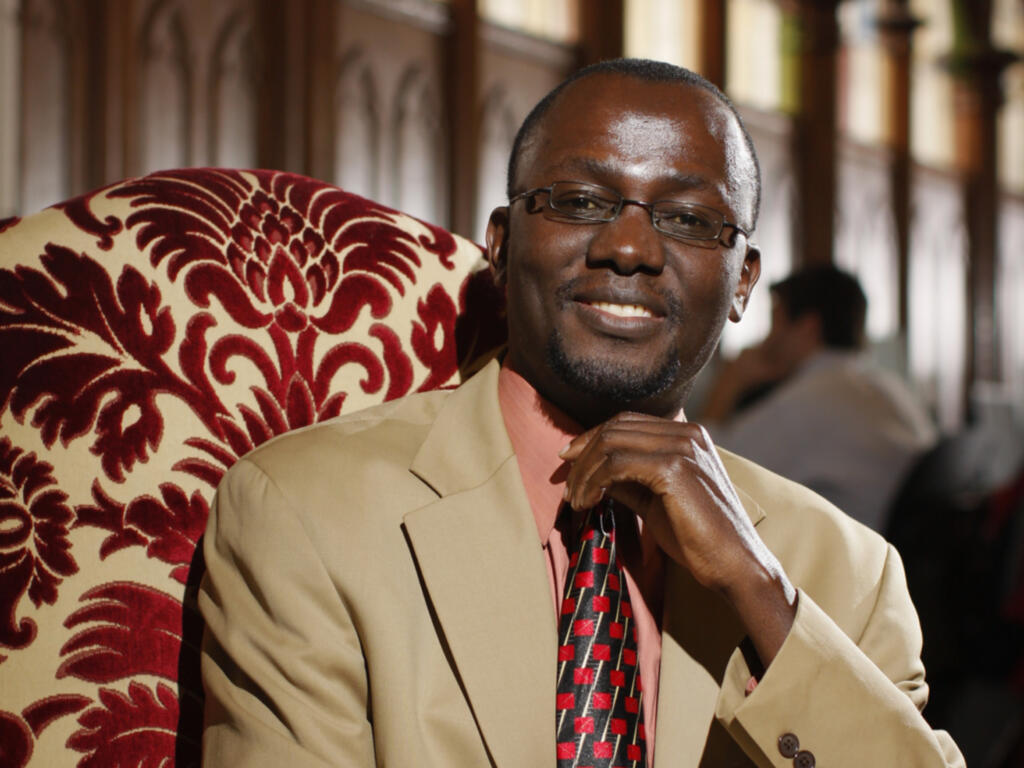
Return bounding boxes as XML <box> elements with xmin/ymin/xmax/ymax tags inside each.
<box><xmin>0</xmin><ymin>168</ymin><xmax>505</xmax><ymax>767</ymax></box>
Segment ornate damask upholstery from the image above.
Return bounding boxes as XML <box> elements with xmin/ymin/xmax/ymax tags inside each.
<box><xmin>0</xmin><ymin>168</ymin><xmax>505</xmax><ymax>767</ymax></box>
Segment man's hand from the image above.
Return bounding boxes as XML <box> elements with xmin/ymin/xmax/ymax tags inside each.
<box><xmin>559</xmin><ymin>412</ymin><xmax>797</xmax><ymax>665</ymax></box>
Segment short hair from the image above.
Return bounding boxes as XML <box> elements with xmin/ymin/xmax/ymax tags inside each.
<box><xmin>770</xmin><ymin>265</ymin><xmax>868</xmax><ymax>350</ymax></box>
<box><xmin>506</xmin><ymin>58</ymin><xmax>762</xmax><ymax>228</ymax></box>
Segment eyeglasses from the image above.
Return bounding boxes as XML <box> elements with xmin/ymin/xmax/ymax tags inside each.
<box><xmin>508</xmin><ymin>181</ymin><xmax>750</xmax><ymax>248</ymax></box>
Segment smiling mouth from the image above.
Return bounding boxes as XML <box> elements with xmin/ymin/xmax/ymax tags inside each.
<box><xmin>585</xmin><ymin>301</ymin><xmax>657</xmax><ymax>319</ymax></box>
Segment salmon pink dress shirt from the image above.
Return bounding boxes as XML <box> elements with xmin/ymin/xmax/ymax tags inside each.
<box><xmin>497</xmin><ymin>365</ymin><xmax>666</xmax><ymax>766</ymax></box>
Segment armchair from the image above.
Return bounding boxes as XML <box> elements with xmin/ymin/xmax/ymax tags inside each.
<box><xmin>0</xmin><ymin>168</ymin><xmax>505</xmax><ymax>767</ymax></box>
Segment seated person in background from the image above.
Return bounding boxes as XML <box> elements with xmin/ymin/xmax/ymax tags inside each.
<box><xmin>200</xmin><ymin>60</ymin><xmax>962</xmax><ymax>767</ymax></box>
<box><xmin>701</xmin><ymin>265</ymin><xmax>937</xmax><ymax>531</ymax></box>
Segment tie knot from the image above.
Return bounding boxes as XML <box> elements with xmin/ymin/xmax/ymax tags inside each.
<box><xmin>597</xmin><ymin>498</ymin><xmax>615</xmax><ymax>537</ymax></box>
<box><xmin>562</xmin><ymin>499</ymin><xmax>615</xmax><ymax>543</ymax></box>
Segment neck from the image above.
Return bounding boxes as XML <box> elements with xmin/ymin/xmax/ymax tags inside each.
<box><xmin>517</xmin><ymin>369</ymin><xmax>689</xmax><ymax>429</ymax></box>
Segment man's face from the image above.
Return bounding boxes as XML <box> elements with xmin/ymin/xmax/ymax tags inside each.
<box><xmin>487</xmin><ymin>74</ymin><xmax>760</xmax><ymax>425</ymax></box>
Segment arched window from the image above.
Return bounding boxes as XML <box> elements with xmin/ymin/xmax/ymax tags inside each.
<box><xmin>20</xmin><ymin>0</ymin><xmax>71</xmax><ymax>213</ymax></box>
<box><xmin>138</xmin><ymin>0</ymin><xmax>191</xmax><ymax>173</ymax></box>
<box><xmin>208</xmin><ymin>10</ymin><xmax>257</xmax><ymax>168</ymax></box>
<box><xmin>334</xmin><ymin>50</ymin><xmax>380</xmax><ymax>202</ymax></box>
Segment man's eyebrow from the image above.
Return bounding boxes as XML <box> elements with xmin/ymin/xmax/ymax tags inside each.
<box><xmin>556</xmin><ymin>157</ymin><xmax>713</xmax><ymax>192</ymax></box>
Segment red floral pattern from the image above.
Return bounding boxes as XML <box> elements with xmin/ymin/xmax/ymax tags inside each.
<box><xmin>0</xmin><ymin>168</ymin><xmax>504</xmax><ymax>766</ymax></box>
<box><xmin>0</xmin><ymin>438</ymin><xmax>78</xmax><ymax>652</ymax></box>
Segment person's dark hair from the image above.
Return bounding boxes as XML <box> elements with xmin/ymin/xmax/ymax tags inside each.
<box><xmin>770</xmin><ymin>265</ymin><xmax>868</xmax><ymax>350</ymax></box>
<box><xmin>506</xmin><ymin>57</ymin><xmax>762</xmax><ymax>229</ymax></box>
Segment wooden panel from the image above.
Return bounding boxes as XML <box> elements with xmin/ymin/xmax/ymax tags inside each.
<box><xmin>303</xmin><ymin>0</ymin><xmax>337</xmax><ymax>180</ymax></box>
<box><xmin>878</xmin><ymin>0</ymin><xmax>920</xmax><ymax>335</ymax></box>
<box><xmin>0</xmin><ymin>0</ymin><xmax>21</xmax><ymax>216</ymax></box>
<box><xmin>787</xmin><ymin>0</ymin><xmax>841</xmax><ymax>267</ymax></box>
<box><xmin>253</xmin><ymin>0</ymin><xmax>285</xmax><ymax>169</ymax></box>
<box><xmin>700</xmin><ymin>0</ymin><xmax>727</xmax><ymax>88</ymax></box>
<box><xmin>100</xmin><ymin>0</ymin><xmax>138</xmax><ymax>186</ymax></box>
<box><xmin>577</xmin><ymin>0</ymin><xmax>623</xmax><ymax>66</ymax></box>
<box><xmin>445</xmin><ymin>0</ymin><xmax>476</xmax><ymax>236</ymax></box>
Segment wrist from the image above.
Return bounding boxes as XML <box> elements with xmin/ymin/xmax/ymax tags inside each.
<box><xmin>723</xmin><ymin>558</ymin><xmax>797</xmax><ymax>667</ymax></box>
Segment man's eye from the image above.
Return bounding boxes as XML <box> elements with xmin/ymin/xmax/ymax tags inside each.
<box><xmin>557</xmin><ymin>193</ymin><xmax>602</xmax><ymax>211</ymax></box>
<box><xmin>662</xmin><ymin>208</ymin><xmax>714</xmax><ymax>231</ymax></box>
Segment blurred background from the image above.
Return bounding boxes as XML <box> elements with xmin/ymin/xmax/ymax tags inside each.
<box><xmin>1</xmin><ymin>1</ymin><xmax>1023</xmax><ymax>764</ymax></box>
<box><xmin>1</xmin><ymin>0</ymin><xmax>1022</xmax><ymax>432</ymax></box>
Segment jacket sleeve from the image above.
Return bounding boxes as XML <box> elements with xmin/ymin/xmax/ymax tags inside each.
<box><xmin>714</xmin><ymin>543</ymin><xmax>965</xmax><ymax>767</ymax></box>
<box><xmin>199</xmin><ymin>457</ymin><xmax>376</xmax><ymax>767</ymax></box>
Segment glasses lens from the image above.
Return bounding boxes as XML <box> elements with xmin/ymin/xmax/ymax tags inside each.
<box><xmin>547</xmin><ymin>183</ymin><xmax>619</xmax><ymax>220</ymax></box>
<box><xmin>652</xmin><ymin>203</ymin><xmax>723</xmax><ymax>240</ymax></box>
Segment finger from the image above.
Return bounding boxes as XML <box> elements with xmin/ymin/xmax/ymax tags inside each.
<box><xmin>560</xmin><ymin>412</ymin><xmax>700</xmax><ymax>459</ymax></box>
<box><xmin>562</xmin><ymin>424</ymin><xmax>711</xmax><ymax>510</ymax></box>
<box><xmin>567</xmin><ymin>416</ymin><xmax>707</xmax><ymax>456</ymax></box>
<box><xmin>563</xmin><ymin>420</ymin><xmax>705</xmax><ymax>481</ymax></box>
<box><xmin>562</xmin><ymin>426</ymin><xmax>670</xmax><ymax>504</ymax></box>
<box><xmin>567</xmin><ymin>448</ymin><xmax>692</xmax><ymax>511</ymax></box>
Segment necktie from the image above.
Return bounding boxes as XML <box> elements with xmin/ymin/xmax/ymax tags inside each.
<box><xmin>556</xmin><ymin>499</ymin><xmax>646</xmax><ymax>767</ymax></box>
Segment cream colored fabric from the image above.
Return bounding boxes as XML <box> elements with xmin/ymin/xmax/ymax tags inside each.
<box><xmin>200</xmin><ymin>359</ymin><xmax>964</xmax><ymax>767</ymax></box>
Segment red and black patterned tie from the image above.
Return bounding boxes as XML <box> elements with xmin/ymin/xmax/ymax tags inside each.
<box><xmin>556</xmin><ymin>499</ymin><xmax>646</xmax><ymax>767</ymax></box>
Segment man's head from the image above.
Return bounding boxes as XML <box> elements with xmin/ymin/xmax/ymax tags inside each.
<box><xmin>507</xmin><ymin>59</ymin><xmax>762</xmax><ymax>230</ymax></box>
<box><xmin>757</xmin><ymin>265</ymin><xmax>867</xmax><ymax>377</ymax></box>
<box><xmin>486</xmin><ymin>58</ymin><xmax>762</xmax><ymax>427</ymax></box>
<box><xmin>769</xmin><ymin>265</ymin><xmax>867</xmax><ymax>350</ymax></box>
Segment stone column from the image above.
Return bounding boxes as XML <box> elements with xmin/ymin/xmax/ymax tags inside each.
<box><xmin>877</xmin><ymin>0</ymin><xmax>921</xmax><ymax>334</ymax></box>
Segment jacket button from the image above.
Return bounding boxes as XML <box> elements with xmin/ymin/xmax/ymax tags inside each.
<box><xmin>778</xmin><ymin>733</ymin><xmax>799</xmax><ymax>758</ymax></box>
<box><xmin>794</xmin><ymin>749</ymin><xmax>816</xmax><ymax>768</ymax></box>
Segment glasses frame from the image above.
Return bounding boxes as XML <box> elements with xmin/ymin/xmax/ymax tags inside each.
<box><xmin>508</xmin><ymin>180</ymin><xmax>751</xmax><ymax>248</ymax></box>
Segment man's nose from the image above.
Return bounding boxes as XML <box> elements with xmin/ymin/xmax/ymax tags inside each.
<box><xmin>584</xmin><ymin>201</ymin><xmax>666</xmax><ymax>276</ymax></box>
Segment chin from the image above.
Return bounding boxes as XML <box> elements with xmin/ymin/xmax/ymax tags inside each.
<box><xmin>546</xmin><ymin>331</ymin><xmax>681</xmax><ymax>407</ymax></box>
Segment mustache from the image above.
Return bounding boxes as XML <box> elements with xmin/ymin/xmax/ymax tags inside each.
<box><xmin>554</xmin><ymin>277</ymin><xmax>684</xmax><ymax>320</ymax></box>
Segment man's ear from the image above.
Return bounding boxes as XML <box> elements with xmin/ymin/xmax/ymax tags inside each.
<box><xmin>485</xmin><ymin>206</ymin><xmax>510</xmax><ymax>288</ymax></box>
<box><xmin>729</xmin><ymin>244</ymin><xmax>761</xmax><ymax>322</ymax></box>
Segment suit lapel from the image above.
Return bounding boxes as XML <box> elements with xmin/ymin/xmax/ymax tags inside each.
<box><xmin>404</xmin><ymin>362</ymin><xmax>557</xmax><ymax>768</ymax></box>
<box><xmin>653</xmin><ymin>476</ymin><xmax>766</xmax><ymax>767</ymax></box>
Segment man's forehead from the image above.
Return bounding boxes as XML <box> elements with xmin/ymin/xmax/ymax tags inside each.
<box><xmin>540</xmin><ymin>75</ymin><xmax>722</xmax><ymax>140</ymax></box>
<box><xmin>521</xmin><ymin>75</ymin><xmax>749</xmax><ymax>203</ymax></box>
<box><xmin>601</xmin><ymin>111</ymin><xmax>698</xmax><ymax>160</ymax></box>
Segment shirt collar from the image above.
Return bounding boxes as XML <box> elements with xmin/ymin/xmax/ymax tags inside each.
<box><xmin>497</xmin><ymin>364</ymin><xmax>580</xmax><ymax>543</ymax></box>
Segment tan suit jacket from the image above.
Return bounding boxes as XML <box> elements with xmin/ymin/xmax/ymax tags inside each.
<box><xmin>200</xmin><ymin>360</ymin><xmax>964</xmax><ymax>767</ymax></box>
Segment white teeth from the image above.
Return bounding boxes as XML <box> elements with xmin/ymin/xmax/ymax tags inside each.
<box><xmin>589</xmin><ymin>301</ymin><xmax>654</xmax><ymax>318</ymax></box>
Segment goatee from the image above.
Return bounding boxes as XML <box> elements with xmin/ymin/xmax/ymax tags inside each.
<box><xmin>546</xmin><ymin>328</ymin><xmax>681</xmax><ymax>406</ymax></box>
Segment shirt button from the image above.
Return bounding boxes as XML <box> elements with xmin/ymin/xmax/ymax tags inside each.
<box><xmin>794</xmin><ymin>749</ymin><xmax>816</xmax><ymax>768</ymax></box>
<box><xmin>778</xmin><ymin>733</ymin><xmax>800</xmax><ymax>758</ymax></box>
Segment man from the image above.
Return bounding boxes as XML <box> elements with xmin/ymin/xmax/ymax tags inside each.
<box><xmin>200</xmin><ymin>59</ymin><xmax>963</xmax><ymax>767</ymax></box>
<box><xmin>700</xmin><ymin>266</ymin><xmax>936</xmax><ymax>531</ymax></box>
